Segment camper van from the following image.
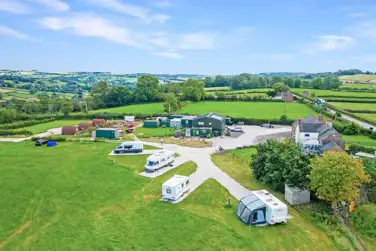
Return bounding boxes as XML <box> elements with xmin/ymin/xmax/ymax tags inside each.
<box><xmin>144</xmin><ymin>150</ymin><xmax>174</xmax><ymax>172</ymax></box>
<box><xmin>162</xmin><ymin>175</ymin><xmax>190</xmax><ymax>201</ymax></box>
<box><xmin>236</xmin><ymin>190</ymin><xmax>288</xmax><ymax>226</ymax></box>
<box><xmin>114</xmin><ymin>141</ymin><xmax>143</xmax><ymax>154</ymax></box>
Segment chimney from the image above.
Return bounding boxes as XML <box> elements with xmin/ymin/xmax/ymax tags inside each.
<box><xmin>318</xmin><ymin>114</ymin><xmax>323</xmax><ymax>122</ymax></box>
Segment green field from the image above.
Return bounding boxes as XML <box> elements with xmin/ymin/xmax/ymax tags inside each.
<box><xmin>343</xmin><ymin>135</ymin><xmax>376</xmax><ymax>148</ymax></box>
<box><xmin>341</xmin><ymin>83</ymin><xmax>376</xmax><ymax>90</ymax></box>
<box><xmin>353</xmin><ymin>113</ymin><xmax>376</xmax><ymax>124</ymax></box>
<box><xmin>291</xmin><ymin>88</ymin><xmax>376</xmax><ymax>98</ymax></box>
<box><xmin>93</xmin><ymin>103</ymin><xmax>165</xmax><ymax>115</ymax></box>
<box><xmin>204</xmin><ymin>86</ymin><xmax>230</xmax><ymax>91</ymax></box>
<box><xmin>340</xmin><ymin>74</ymin><xmax>376</xmax><ymax>83</ymax></box>
<box><xmin>0</xmin><ymin>142</ymin><xmax>354</xmax><ymax>250</ymax></box>
<box><xmin>179</xmin><ymin>101</ymin><xmax>316</xmax><ymax>120</ymax></box>
<box><xmin>330</xmin><ymin>103</ymin><xmax>376</xmax><ymax>112</ymax></box>
<box><xmin>349</xmin><ymin>204</ymin><xmax>376</xmax><ymax>250</ymax></box>
<box><xmin>20</xmin><ymin>120</ymin><xmax>86</xmax><ymax>134</ymax></box>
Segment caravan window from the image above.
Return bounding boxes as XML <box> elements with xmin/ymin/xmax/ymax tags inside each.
<box><xmin>186</xmin><ymin>180</ymin><xmax>189</xmax><ymax>185</ymax></box>
<box><xmin>181</xmin><ymin>183</ymin><xmax>184</xmax><ymax>188</ymax></box>
<box><xmin>166</xmin><ymin>189</ymin><xmax>171</xmax><ymax>194</ymax></box>
<box><xmin>240</xmin><ymin>208</ymin><xmax>251</xmax><ymax>223</ymax></box>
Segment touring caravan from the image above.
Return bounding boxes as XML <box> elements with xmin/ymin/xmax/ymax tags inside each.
<box><xmin>162</xmin><ymin>175</ymin><xmax>190</xmax><ymax>201</ymax></box>
<box><xmin>236</xmin><ymin>190</ymin><xmax>288</xmax><ymax>226</ymax></box>
<box><xmin>144</xmin><ymin>150</ymin><xmax>174</xmax><ymax>172</ymax></box>
<box><xmin>113</xmin><ymin>141</ymin><xmax>143</xmax><ymax>154</ymax></box>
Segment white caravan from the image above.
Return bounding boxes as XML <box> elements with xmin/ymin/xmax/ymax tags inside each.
<box><xmin>162</xmin><ymin>175</ymin><xmax>190</xmax><ymax>201</ymax></box>
<box><xmin>144</xmin><ymin>150</ymin><xmax>174</xmax><ymax>172</ymax></box>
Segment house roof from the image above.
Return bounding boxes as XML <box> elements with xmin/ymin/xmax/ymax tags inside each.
<box><xmin>322</xmin><ymin>140</ymin><xmax>344</xmax><ymax>152</ymax></box>
<box><xmin>195</xmin><ymin>112</ymin><xmax>226</xmax><ymax>122</ymax></box>
<box><xmin>181</xmin><ymin>116</ymin><xmax>196</xmax><ymax>120</ymax></box>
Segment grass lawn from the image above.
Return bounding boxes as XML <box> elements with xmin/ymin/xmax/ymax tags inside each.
<box><xmin>0</xmin><ymin>141</ymin><xmax>353</xmax><ymax>250</ymax></box>
<box><xmin>343</xmin><ymin>135</ymin><xmax>376</xmax><ymax>148</ymax></box>
<box><xmin>330</xmin><ymin>103</ymin><xmax>376</xmax><ymax>113</ymax></box>
<box><xmin>353</xmin><ymin>113</ymin><xmax>376</xmax><ymax>124</ymax></box>
<box><xmin>211</xmin><ymin>150</ymin><xmax>355</xmax><ymax>250</ymax></box>
<box><xmin>20</xmin><ymin>120</ymin><xmax>86</xmax><ymax>134</ymax></box>
<box><xmin>341</xmin><ymin>83</ymin><xmax>376</xmax><ymax>90</ymax></box>
<box><xmin>179</xmin><ymin>101</ymin><xmax>317</xmax><ymax>120</ymax></box>
<box><xmin>291</xmin><ymin>88</ymin><xmax>376</xmax><ymax>98</ymax></box>
<box><xmin>135</xmin><ymin>127</ymin><xmax>176</xmax><ymax>138</ymax></box>
<box><xmin>93</xmin><ymin>103</ymin><xmax>165</xmax><ymax>115</ymax></box>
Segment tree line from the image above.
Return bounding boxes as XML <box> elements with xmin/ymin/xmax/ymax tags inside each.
<box><xmin>202</xmin><ymin>74</ymin><xmax>342</xmax><ymax>90</ymax></box>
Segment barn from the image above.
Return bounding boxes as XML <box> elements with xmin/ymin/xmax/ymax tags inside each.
<box><xmin>192</xmin><ymin>113</ymin><xmax>226</xmax><ymax>132</ymax></box>
<box><xmin>62</xmin><ymin>126</ymin><xmax>77</xmax><ymax>135</ymax></box>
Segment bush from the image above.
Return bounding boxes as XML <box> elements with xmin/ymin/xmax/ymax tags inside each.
<box><xmin>348</xmin><ymin>144</ymin><xmax>376</xmax><ymax>155</ymax></box>
<box><xmin>0</xmin><ymin>129</ymin><xmax>33</xmax><ymax>136</ymax></box>
<box><xmin>350</xmin><ymin>204</ymin><xmax>376</xmax><ymax>238</ymax></box>
<box><xmin>343</xmin><ymin>122</ymin><xmax>361</xmax><ymax>135</ymax></box>
<box><xmin>371</xmin><ymin>132</ymin><xmax>376</xmax><ymax>140</ymax></box>
<box><xmin>0</xmin><ymin>118</ymin><xmax>55</xmax><ymax>130</ymax></box>
<box><xmin>33</xmin><ymin>135</ymin><xmax>67</xmax><ymax>142</ymax></box>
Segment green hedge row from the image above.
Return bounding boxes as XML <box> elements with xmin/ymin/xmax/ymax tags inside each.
<box><xmin>32</xmin><ymin>135</ymin><xmax>67</xmax><ymax>142</ymax></box>
<box><xmin>0</xmin><ymin>118</ymin><xmax>55</xmax><ymax>130</ymax></box>
<box><xmin>325</xmin><ymin>99</ymin><xmax>376</xmax><ymax>103</ymax></box>
<box><xmin>348</xmin><ymin>144</ymin><xmax>376</xmax><ymax>155</ymax></box>
<box><xmin>204</xmin><ymin>95</ymin><xmax>282</xmax><ymax>102</ymax></box>
<box><xmin>318</xmin><ymin>95</ymin><xmax>376</xmax><ymax>99</ymax></box>
<box><xmin>0</xmin><ymin>129</ymin><xmax>33</xmax><ymax>136</ymax></box>
<box><xmin>344</xmin><ymin>109</ymin><xmax>376</xmax><ymax>114</ymax></box>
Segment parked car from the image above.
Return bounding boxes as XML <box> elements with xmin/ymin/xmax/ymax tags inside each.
<box><xmin>231</xmin><ymin>126</ymin><xmax>243</xmax><ymax>132</ymax></box>
<box><xmin>35</xmin><ymin>139</ymin><xmax>49</xmax><ymax>146</ymax></box>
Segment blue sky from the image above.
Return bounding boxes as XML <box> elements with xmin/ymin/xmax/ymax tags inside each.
<box><xmin>1</xmin><ymin>0</ymin><xmax>376</xmax><ymax>74</ymax></box>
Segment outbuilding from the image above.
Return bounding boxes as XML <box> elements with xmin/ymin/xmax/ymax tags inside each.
<box><xmin>94</xmin><ymin>128</ymin><xmax>120</xmax><ymax>139</ymax></box>
<box><xmin>62</xmin><ymin>126</ymin><xmax>77</xmax><ymax>135</ymax></box>
<box><xmin>170</xmin><ymin>118</ymin><xmax>182</xmax><ymax>129</ymax></box>
<box><xmin>192</xmin><ymin>112</ymin><xmax>226</xmax><ymax>134</ymax></box>
<box><xmin>143</xmin><ymin>120</ymin><xmax>160</xmax><ymax>128</ymax></box>
<box><xmin>124</xmin><ymin>116</ymin><xmax>135</xmax><ymax>123</ymax></box>
<box><xmin>162</xmin><ymin>175</ymin><xmax>190</xmax><ymax>201</ymax></box>
<box><xmin>284</xmin><ymin>184</ymin><xmax>310</xmax><ymax>205</ymax></box>
<box><xmin>92</xmin><ymin>118</ymin><xmax>106</xmax><ymax>126</ymax></box>
<box><xmin>283</xmin><ymin>92</ymin><xmax>294</xmax><ymax>103</ymax></box>
<box><xmin>236</xmin><ymin>190</ymin><xmax>288</xmax><ymax>226</ymax></box>
<box><xmin>181</xmin><ymin>116</ymin><xmax>196</xmax><ymax>128</ymax></box>
<box><xmin>78</xmin><ymin>122</ymin><xmax>92</xmax><ymax>131</ymax></box>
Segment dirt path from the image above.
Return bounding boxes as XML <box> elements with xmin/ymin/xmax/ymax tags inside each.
<box><xmin>0</xmin><ymin>221</ymin><xmax>31</xmax><ymax>250</ymax></box>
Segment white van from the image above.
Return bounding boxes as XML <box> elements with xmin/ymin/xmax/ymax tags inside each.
<box><xmin>114</xmin><ymin>141</ymin><xmax>143</xmax><ymax>154</ymax></box>
<box><xmin>162</xmin><ymin>175</ymin><xmax>190</xmax><ymax>201</ymax></box>
<box><xmin>144</xmin><ymin>150</ymin><xmax>174</xmax><ymax>172</ymax></box>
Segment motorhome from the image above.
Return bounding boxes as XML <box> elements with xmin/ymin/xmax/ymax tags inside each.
<box><xmin>144</xmin><ymin>150</ymin><xmax>174</xmax><ymax>172</ymax></box>
<box><xmin>162</xmin><ymin>175</ymin><xmax>190</xmax><ymax>201</ymax></box>
<box><xmin>113</xmin><ymin>141</ymin><xmax>143</xmax><ymax>154</ymax></box>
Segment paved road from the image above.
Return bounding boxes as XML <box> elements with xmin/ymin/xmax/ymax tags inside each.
<box><xmin>138</xmin><ymin>126</ymin><xmax>290</xmax><ymax>203</ymax></box>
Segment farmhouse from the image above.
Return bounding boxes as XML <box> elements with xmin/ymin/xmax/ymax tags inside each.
<box><xmin>292</xmin><ymin>115</ymin><xmax>344</xmax><ymax>154</ymax></box>
<box><xmin>236</xmin><ymin>190</ymin><xmax>288</xmax><ymax>226</ymax></box>
<box><xmin>282</xmin><ymin>92</ymin><xmax>294</xmax><ymax>103</ymax></box>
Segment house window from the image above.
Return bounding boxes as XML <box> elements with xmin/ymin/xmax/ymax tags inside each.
<box><xmin>198</xmin><ymin>122</ymin><xmax>204</xmax><ymax>126</ymax></box>
<box><xmin>167</xmin><ymin>189</ymin><xmax>171</xmax><ymax>194</ymax></box>
<box><xmin>209</xmin><ymin>122</ymin><xmax>212</xmax><ymax>126</ymax></box>
<box><xmin>304</xmin><ymin>134</ymin><xmax>310</xmax><ymax>137</ymax></box>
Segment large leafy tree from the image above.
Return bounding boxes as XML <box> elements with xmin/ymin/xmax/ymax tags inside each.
<box><xmin>90</xmin><ymin>81</ymin><xmax>109</xmax><ymax>109</ymax></box>
<box><xmin>272</xmin><ymin>83</ymin><xmax>290</xmax><ymax>95</ymax></box>
<box><xmin>163</xmin><ymin>93</ymin><xmax>180</xmax><ymax>114</ymax></box>
<box><xmin>60</xmin><ymin>99</ymin><xmax>73</xmax><ymax>116</ymax></box>
<box><xmin>104</xmin><ymin>86</ymin><xmax>131</xmax><ymax>108</ymax></box>
<box><xmin>251</xmin><ymin>139</ymin><xmax>312</xmax><ymax>192</ymax></box>
<box><xmin>181</xmin><ymin>78</ymin><xmax>205</xmax><ymax>102</ymax></box>
<box><xmin>133</xmin><ymin>75</ymin><xmax>160</xmax><ymax>102</ymax></box>
<box><xmin>308</xmin><ymin>151</ymin><xmax>370</xmax><ymax>215</ymax></box>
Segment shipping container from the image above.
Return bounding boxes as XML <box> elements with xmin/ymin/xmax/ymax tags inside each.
<box><xmin>95</xmin><ymin>128</ymin><xmax>120</xmax><ymax>139</ymax></box>
<box><xmin>143</xmin><ymin>120</ymin><xmax>159</xmax><ymax>128</ymax></box>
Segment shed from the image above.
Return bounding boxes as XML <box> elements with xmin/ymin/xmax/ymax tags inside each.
<box><xmin>62</xmin><ymin>126</ymin><xmax>77</xmax><ymax>135</ymax></box>
<box><xmin>92</xmin><ymin>118</ymin><xmax>106</xmax><ymax>126</ymax></box>
<box><xmin>284</xmin><ymin>184</ymin><xmax>310</xmax><ymax>205</ymax></box>
<box><xmin>94</xmin><ymin>128</ymin><xmax>120</xmax><ymax>139</ymax></box>
<box><xmin>78</xmin><ymin>122</ymin><xmax>92</xmax><ymax>131</ymax></box>
<box><xmin>181</xmin><ymin>116</ymin><xmax>196</xmax><ymax>128</ymax></box>
<box><xmin>236</xmin><ymin>190</ymin><xmax>288</xmax><ymax>225</ymax></box>
<box><xmin>170</xmin><ymin>118</ymin><xmax>182</xmax><ymax>129</ymax></box>
<box><xmin>192</xmin><ymin>112</ymin><xmax>226</xmax><ymax>132</ymax></box>
<box><xmin>143</xmin><ymin>120</ymin><xmax>160</xmax><ymax>128</ymax></box>
<box><xmin>283</xmin><ymin>92</ymin><xmax>294</xmax><ymax>103</ymax></box>
<box><xmin>124</xmin><ymin>116</ymin><xmax>135</xmax><ymax>123</ymax></box>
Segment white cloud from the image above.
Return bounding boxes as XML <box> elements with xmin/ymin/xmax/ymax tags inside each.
<box><xmin>352</xmin><ymin>21</ymin><xmax>376</xmax><ymax>37</ymax></box>
<box><xmin>149</xmin><ymin>35</ymin><xmax>171</xmax><ymax>48</ymax></box>
<box><xmin>154</xmin><ymin>0</ymin><xmax>172</xmax><ymax>8</ymax></box>
<box><xmin>249</xmin><ymin>53</ymin><xmax>295</xmax><ymax>61</ymax></box>
<box><xmin>349</xmin><ymin>12</ymin><xmax>367</xmax><ymax>18</ymax></box>
<box><xmin>154</xmin><ymin>51</ymin><xmax>182</xmax><ymax>59</ymax></box>
<box><xmin>0</xmin><ymin>25</ymin><xmax>31</xmax><ymax>40</ymax></box>
<box><xmin>304</xmin><ymin>35</ymin><xmax>355</xmax><ymax>54</ymax></box>
<box><xmin>179</xmin><ymin>32</ymin><xmax>214</xmax><ymax>50</ymax></box>
<box><xmin>87</xmin><ymin>0</ymin><xmax>170</xmax><ymax>23</ymax></box>
<box><xmin>0</xmin><ymin>0</ymin><xmax>28</xmax><ymax>14</ymax></box>
<box><xmin>39</xmin><ymin>14</ymin><xmax>141</xmax><ymax>48</ymax></box>
<box><xmin>152</xmin><ymin>14</ymin><xmax>171</xmax><ymax>24</ymax></box>
<box><xmin>26</xmin><ymin>0</ymin><xmax>70</xmax><ymax>12</ymax></box>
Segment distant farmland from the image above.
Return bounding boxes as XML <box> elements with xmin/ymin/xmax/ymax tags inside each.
<box><xmin>339</xmin><ymin>74</ymin><xmax>376</xmax><ymax>83</ymax></box>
